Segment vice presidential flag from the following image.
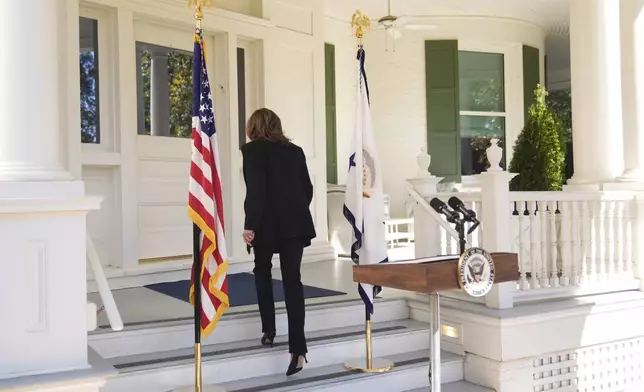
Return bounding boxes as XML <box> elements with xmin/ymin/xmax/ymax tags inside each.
<box><xmin>343</xmin><ymin>47</ymin><xmax>389</xmax><ymax>314</ymax></box>
<box><xmin>188</xmin><ymin>30</ymin><xmax>229</xmax><ymax>338</ymax></box>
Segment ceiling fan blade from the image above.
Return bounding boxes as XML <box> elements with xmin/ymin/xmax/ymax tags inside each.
<box><xmin>395</xmin><ymin>16</ymin><xmax>410</xmax><ymax>27</ymax></box>
<box><xmin>388</xmin><ymin>28</ymin><xmax>403</xmax><ymax>39</ymax></box>
<box><xmin>403</xmin><ymin>24</ymin><xmax>438</xmax><ymax>30</ymax></box>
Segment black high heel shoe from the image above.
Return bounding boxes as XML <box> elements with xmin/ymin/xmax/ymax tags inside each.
<box><xmin>261</xmin><ymin>331</ymin><xmax>276</xmax><ymax>347</ymax></box>
<box><xmin>286</xmin><ymin>354</ymin><xmax>308</xmax><ymax>376</ymax></box>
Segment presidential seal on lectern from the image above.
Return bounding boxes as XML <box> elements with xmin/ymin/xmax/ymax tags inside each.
<box><xmin>457</xmin><ymin>247</ymin><xmax>496</xmax><ymax>297</ymax></box>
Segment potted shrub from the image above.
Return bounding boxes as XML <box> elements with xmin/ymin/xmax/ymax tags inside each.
<box><xmin>509</xmin><ymin>85</ymin><xmax>566</xmax><ymax>191</ymax></box>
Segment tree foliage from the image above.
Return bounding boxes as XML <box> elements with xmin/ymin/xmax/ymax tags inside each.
<box><xmin>80</xmin><ymin>51</ymin><xmax>99</xmax><ymax>143</ymax></box>
<box><xmin>167</xmin><ymin>52</ymin><xmax>193</xmax><ymax>138</ymax></box>
<box><xmin>547</xmin><ymin>88</ymin><xmax>572</xmax><ymax>143</ymax></box>
<box><xmin>140</xmin><ymin>50</ymin><xmax>193</xmax><ymax>138</ymax></box>
<box><xmin>509</xmin><ymin>85</ymin><xmax>566</xmax><ymax>191</ymax></box>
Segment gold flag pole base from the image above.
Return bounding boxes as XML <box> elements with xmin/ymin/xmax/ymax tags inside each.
<box><xmin>344</xmin><ymin>318</ymin><xmax>394</xmax><ymax>373</ymax></box>
<box><xmin>173</xmin><ymin>386</ymin><xmax>227</xmax><ymax>392</ymax></box>
<box><xmin>344</xmin><ymin>357</ymin><xmax>394</xmax><ymax>373</ymax></box>
<box><xmin>172</xmin><ymin>343</ymin><xmax>228</xmax><ymax>392</ymax></box>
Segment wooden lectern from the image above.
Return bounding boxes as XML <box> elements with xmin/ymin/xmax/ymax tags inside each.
<box><xmin>353</xmin><ymin>252</ymin><xmax>519</xmax><ymax>391</ymax></box>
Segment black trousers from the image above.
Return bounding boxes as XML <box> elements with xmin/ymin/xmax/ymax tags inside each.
<box><xmin>253</xmin><ymin>241</ymin><xmax>307</xmax><ymax>355</ymax></box>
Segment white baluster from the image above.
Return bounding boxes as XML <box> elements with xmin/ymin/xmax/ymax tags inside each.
<box><xmin>549</xmin><ymin>201</ymin><xmax>559</xmax><ymax>287</ymax></box>
<box><xmin>441</xmin><ymin>228</ymin><xmax>448</xmax><ymax>255</ymax></box>
<box><xmin>615</xmin><ymin>201</ymin><xmax>624</xmax><ymax>278</ymax></box>
<box><xmin>510</xmin><ymin>201</ymin><xmax>520</xmax><ymax>262</ymax></box>
<box><xmin>449</xmin><ymin>229</ymin><xmax>456</xmax><ymax>254</ymax></box>
<box><xmin>607</xmin><ymin>201</ymin><xmax>616</xmax><ymax>279</ymax></box>
<box><xmin>560</xmin><ymin>201</ymin><xmax>572</xmax><ymax>286</ymax></box>
<box><xmin>554</xmin><ymin>201</ymin><xmax>571</xmax><ymax>287</ymax></box>
<box><xmin>466</xmin><ymin>201</ymin><xmax>475</xmax><ymax>246</ymax></box>
<box><xmin>582</xmin><ymin>200</ymin><xmax>591</xmax><ymax>283</ymax></box>
<box><xmin>540</xmin><ymin>201</ymin><xmax>550</xmax><ymax>288</ymax></box>
<box><xmin>471</xmin><ymin>201</ymin><xmax>479</xmax><ymax>247</ymax></box>
<box><xmin>626</xmin><ymin>201</ymin><xmax>634</xmax><ymax>278</ymax></box>
<box><xmin>518</xmin><ymin>201</ymin><xmax>530</xmax><ymax>290</ymax></box>
<box><xmin>530</xmin><ymin>201</ymin><xmax>540</xmax><ymax>289</ymax></box>
<box><xmin>589</xmin><ymin>201</ymin><xmax>598</xmax><ymax>282</ymax></box>
<box><xmin>598</xmin><ymin>201</ymin><xmax>607</xmax><ymax>280</ymax></box>
<box><xmin>570</xmin><ymin>201</ymin><xmax>581</xmax><ymax>285</ymax></box>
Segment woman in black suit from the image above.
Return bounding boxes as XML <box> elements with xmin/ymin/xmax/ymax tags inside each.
<box><xmin>241</xmin><ymin>108</ymin><xmax>316</xmax><ymax>376</ymax></box>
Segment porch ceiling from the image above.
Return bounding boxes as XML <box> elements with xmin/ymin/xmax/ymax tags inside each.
<box><xmin>325</xmin><ymin>0</ymin><xmax>570</xmax><ymax>34</ymax></box>
<box><xmin>326</xmin><ymin>0</ymin><xmax>572</xmax><ymax>76</ymax></box>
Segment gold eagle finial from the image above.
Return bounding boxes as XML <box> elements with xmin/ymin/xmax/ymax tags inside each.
<box><xmin>187</xmin><ymin>0</ymin><xmax>215</xmax><ymax>23</ymax></box>
<box><xmin>351</xmin><ymin>10</ymin><xmax>370</xmax><ymax>41</ymax></box>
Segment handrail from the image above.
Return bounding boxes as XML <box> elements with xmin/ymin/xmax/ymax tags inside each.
<box><xmin>87</xmin><ymin>234</ymin><xmax>123</xmax><ymax>331</ymax></box>
<box><xmin>420</xmin><ymin>190</ymin><xmax>638</xmax><ymax>203</ymax></box>
<box><xmin>405</xmin><ymin>182</ymin><xmax>466</xmax><ymax>244</ymax></box>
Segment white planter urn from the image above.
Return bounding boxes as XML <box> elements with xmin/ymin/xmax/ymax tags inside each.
<box><xmin>486</xmin><ymin>138</ymin><xmax>503</xmax><ymax>172</ymax></box>
<box><xmin>416</xmin><ymin>146</ymin><xmax>431</xmax><ymax>177</ymax></box>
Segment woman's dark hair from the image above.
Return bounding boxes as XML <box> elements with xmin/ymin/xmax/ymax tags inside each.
<box><xmin>246</xmin><ymin>108</ymin><xmax>290</xmax><ymax>143</ymax></box>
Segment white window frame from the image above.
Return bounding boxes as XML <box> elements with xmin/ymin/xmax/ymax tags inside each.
<box><xmin>457</xmin><ymin>41</ymin><xmax>522</xmax><ymax>188</ymax></box>
<box><xmin>133</xmin><ymin>20</ymin><xmax>218</xmax><ymax>140</ymax></box>
<box><xmin>79</xmin><ymin>6</ymin><xmax>116</xmax><ymax>153</ymax></box>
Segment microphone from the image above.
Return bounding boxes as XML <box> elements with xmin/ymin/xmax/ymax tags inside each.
<box><xmin>447</xmin><ymin>196</ymin><xmax>480</xmax><ymax>225</ymax></box>
<box><xmin>429</xmin><ymin>198</ymin><xmax>461</xmax><ymax>224</ymax></box>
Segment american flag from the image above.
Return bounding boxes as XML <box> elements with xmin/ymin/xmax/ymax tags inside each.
<box><xmin>188</xmin><ymin>30</ymin><xmax>229</xmax><ymax>337</ymax></box>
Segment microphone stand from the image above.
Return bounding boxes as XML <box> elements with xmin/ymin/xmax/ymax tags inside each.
<box><xmin>455</xmin><ymin>220</ymin><xmax>466</xmax><ymax>255</ymax></box>
<box><xmin>458</xmin><ymin>220</ymin><xmax>480</xmax><ymax>254</ymax></box>
<box><xmin>428</xmin><ymin>205</ymin><xmax>481</xmax><ymax>392</ymax></box>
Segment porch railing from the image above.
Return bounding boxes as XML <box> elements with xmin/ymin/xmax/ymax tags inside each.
<box><xmin>409</xmin><ymin>180</ymin><xmax>642</xmax><ymax>303</ymax></box>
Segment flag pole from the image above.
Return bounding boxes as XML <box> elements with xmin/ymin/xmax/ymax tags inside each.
<box><xmin>193</xmin><ymin>224</ymin><xmax>203</xmax><ymax>392</ymax></box>
<box><xmin>191</xmin><ymin>4</ymin><xmax>206</xmax><ymax>391</ymax></box>
<box><xmin>343</xmin><ymin>10</ymin><xmax>394</xmax><ymax>374</ymax></box>
<box><xmin>174</xmin><ymin>2</ymin><xmax>226</xmax><ymax>392</ymax></box>
<box><xmin>191</xmin><ymin>3</ymin><xmax>205</xmax><ymax>390</ymax></box>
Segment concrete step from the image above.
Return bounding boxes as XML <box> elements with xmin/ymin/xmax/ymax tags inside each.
<box><xmin>102</xmin><ymin>319</ymin><xmax>435</xmax><ymax>392</ymax></box>
<box><xmin>405</xmin><ymin>380</ymin><xmax>496</xmax><ymax>392</ymax></box>
<box><xmin>90</xmin><ymin>298</ymin><xmax>409</xmax><ymax>358</ymax></box>
<box><xmin>219</xmin><ymin>350</ymin><xmax>463</xmax><ymax>392</ymax></box>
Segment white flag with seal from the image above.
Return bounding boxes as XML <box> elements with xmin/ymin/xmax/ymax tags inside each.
<box><xmin>343</xmin><ymin>47</ymin><xmax>389</xmax><ymax>314</ymax></box>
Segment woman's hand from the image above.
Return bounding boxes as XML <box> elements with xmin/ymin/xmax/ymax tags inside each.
<box><xmin>243</xmin><ymin>230</ymin><xmax>255</xmax><ymax>245</ymax></box>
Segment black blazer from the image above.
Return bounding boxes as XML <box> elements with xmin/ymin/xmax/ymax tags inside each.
<box><xmin>242</xmin><ymin>139</ymin><xmax>316</xmax><ymax>249</ymax></box>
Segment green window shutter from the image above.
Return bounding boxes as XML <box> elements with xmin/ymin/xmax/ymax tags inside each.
<box><xmin>425</xmin><ymin>40</ymin><xmax>460</xmax><ymax>182</ymax></box>
<box><xmin>324</xmin><ymin>43</ymin><xmax>338</xmax><ymax>185</ymax></box>
<box><xmin>522</xmin><ymin>45</ymin><xmax>540</xmax><ymax>123</ymax></box>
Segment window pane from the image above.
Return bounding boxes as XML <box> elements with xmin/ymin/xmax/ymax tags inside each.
<box><xmin>460</xmin><ymin>115</ymin><xmax>506</xmax><ymax>175</ymax></box>
<box><xmin>79</xmin><ymin>17</ymin><xmax>100</xmax><ymax>144</ymax></box>
<box><xmin>136</xmin><ymin>42</ymin><xmax>193</xmax><ymax>138</ymax></box>
<box><xmin>459</xmin><ymin>51</ymin><xmax>504</xmax><ymax>112</ymax></box>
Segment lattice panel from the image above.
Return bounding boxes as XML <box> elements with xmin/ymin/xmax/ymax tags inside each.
<box><xmin>533</xmin><ymin>338</ymin><xmax>644</xmax><ymax>391</ymax></box>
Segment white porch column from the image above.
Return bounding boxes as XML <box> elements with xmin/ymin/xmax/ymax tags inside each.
<box><xmin>0</xmin><ymin>1</ymin><xmax>106</xmax><ymax>390</ymax></box>
<box><xmin>150</xmin><ymin>51</ymin><xmax>171</xmax><ymax>137</ymax></box>
<box><xmin>618</xmin><ymin>0</ymin><xmax>644</xmax><ymax>182</ymax></box>
<box><xmin>0</xmin><ymin>0</ymin><xmax>71</xmax><ymax>181</ymax></box>
<box><xmin>567</xmin><ymin>0</ymin><xmax>623</xmax><ymax>186</ymax></box>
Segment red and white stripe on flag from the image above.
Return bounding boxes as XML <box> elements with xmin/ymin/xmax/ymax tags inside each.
<box><xmin>188</xmin><ymin>114</ymin><xmax>229</xmax><ymax>338</ymax></box>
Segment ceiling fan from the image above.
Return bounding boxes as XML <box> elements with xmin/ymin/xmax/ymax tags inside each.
<box><xmin>373</xmin><ymin>0</ymin><xmax>437</xmax><ymax>49</ymax></box>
